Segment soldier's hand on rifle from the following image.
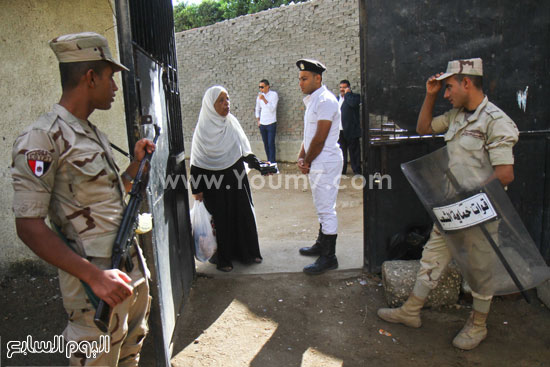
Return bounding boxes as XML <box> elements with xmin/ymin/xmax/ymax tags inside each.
<box><xmin>134</xmin><ymin>138</ymin><xmax>156</xmax><ymax>162</ymax></box>
<box><xmin>88</xmin><ymin>268</ymin><xmax>134</xmax><ymax>307</ymax></box>
<box><xmin>123</xmin><ymin>139</ymin><xmax>156</xmax><ymax>192</ymax></box>
<box><xmin>426</xmin><ymin>72</ymin><xmax>444</xmax><ymax>96</ymax></box>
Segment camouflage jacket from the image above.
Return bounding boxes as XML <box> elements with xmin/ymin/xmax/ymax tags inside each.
<box><xmin>11</xmin><ymin>104</ymin><xmax>134</xmax><ymax>308</ymax></box>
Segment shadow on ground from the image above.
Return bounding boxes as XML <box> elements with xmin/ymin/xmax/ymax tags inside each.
<box><xmin>2</xmin><ymin>267</ymin><xmax>549</xmax><ymax>366</ymax></box>
<box><xmin>162</xmin><ymin>271</ymin><xmax>549</xmax><ymax>367</ymax></box>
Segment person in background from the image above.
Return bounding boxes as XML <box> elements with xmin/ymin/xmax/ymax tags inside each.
<box><xmin>255</xmin><ymin>79</ymin><xmax>279</xmax><ymax>163</ymax></box>
<box><xmin>337</xmin><ymin>80</ymin><xmax>362</xmax><ymax>175</ymax></box>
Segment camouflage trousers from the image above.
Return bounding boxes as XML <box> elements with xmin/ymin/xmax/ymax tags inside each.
<box><xmin>416</xmin><ymin>225</ymin><xmax>493</xmax><ymax>301</ymax></box>
<box><xmin>63</xmin><ymin>258</ymin><xmax>151</xmax><ymax>366</ymax></box>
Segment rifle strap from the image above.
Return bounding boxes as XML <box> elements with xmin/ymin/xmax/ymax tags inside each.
<box><xmin>52</xmin><ymin>223</ymin><xmax>100</xmax><ymax>310</ymax></box>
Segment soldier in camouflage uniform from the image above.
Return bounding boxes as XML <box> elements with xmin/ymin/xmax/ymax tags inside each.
<box><xmin>11</xmin><ymin>32</ymin><xmax>155</xmax><ymax>366</ymax></box>
<box><xmin>377</xmin><ymin>58</ymin><xmax>519</xmax><ymax>350</ymax></box>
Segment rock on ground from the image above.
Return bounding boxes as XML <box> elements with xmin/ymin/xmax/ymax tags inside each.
<box><xmin>381</xmin><ymin>260</ymin><xmax>462</xmax><ymax>308</ymax></box>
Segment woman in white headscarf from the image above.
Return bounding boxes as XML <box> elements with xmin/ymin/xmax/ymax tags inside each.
<box><xmin>190</xmin><ymin>86</ymin><xmax>264</xmax><ymax>272</ymax></box>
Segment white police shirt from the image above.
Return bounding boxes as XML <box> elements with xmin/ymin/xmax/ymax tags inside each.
<box><xmin>303</xmin><ymin>85</ymin><xmax>343</xmax><ymax>163</ymax></box>
<box><xmin>255</xmin><ymin>90</ymin><xmax>279</xmax><ymax>125</ymax></box>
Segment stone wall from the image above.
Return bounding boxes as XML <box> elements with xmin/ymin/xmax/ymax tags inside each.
<box><xmin>0</xmin><ymin>0</ymin><xmax>127</xmax><ymax>276</ymax></box>
<box><xmin>176</xmin><ymin>0</ymin><xmax>360</xmax><ymax>161</ymax></box>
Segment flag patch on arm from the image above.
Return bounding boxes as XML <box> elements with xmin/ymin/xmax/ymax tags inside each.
<box><xmin>26</xmin><ymin>150</ymin><xmax>53</xmax><ymax>178</ymax></box>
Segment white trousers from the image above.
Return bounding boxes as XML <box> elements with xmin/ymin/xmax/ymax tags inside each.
<box><xmin>308</xmin><ymin>160</ymin><xmax>343</xmax><ymax>235</ymax></box>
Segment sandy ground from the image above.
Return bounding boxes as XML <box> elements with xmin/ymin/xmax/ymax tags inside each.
<box><xmin>168</xmin><ymin>273</ymin><xmax>550</xmax><ymax>367</ymax></box>
<box><xmin>2</xmin><ymin>164</ymin><xmax>550</xmax><ymax>366</ymax></box>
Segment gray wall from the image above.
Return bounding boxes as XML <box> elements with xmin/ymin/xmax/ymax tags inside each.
<box><xmin>176</xmin><ymin>0</ymin><xmax>360</xmax><ymax>162</ymax></box>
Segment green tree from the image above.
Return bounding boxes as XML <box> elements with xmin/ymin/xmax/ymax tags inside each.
<box><xmin>249</xmin><ymin>0</ymin><xmax>286</xmax><ymax>14</ymax></box>
<box><xmin>174</xmin><ymin>2</ymin><xmax>193</xmax><ymax>31</ymax></box>
<box><xmin>221</xmin><ymin>0</ymin><xmax>251</xmax><ymax>20</ymax></box>
<box><xmin>174</xmin><ymin>0</ymin><xmax>310</xmax><ymax>32</ymax></box>
<box><xmin>174</xmin><ymin>0</ymin><xmax>224</xmax><ymax>31</ymax></box>
<box><xmin>199</xmin><ymin>0</ymin><xmax>225</xmax><ymax>25</ymax></box>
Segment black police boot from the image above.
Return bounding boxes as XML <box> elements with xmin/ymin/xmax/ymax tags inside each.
<box><xmin>303</xmin><ymin>234</ymin><xmax>338</xmax><ymax>275</ymax></box>
<box><xmin>299</xmin><ymin>225</ymin><xmax>323</xmax><ymax>256</ymax></box>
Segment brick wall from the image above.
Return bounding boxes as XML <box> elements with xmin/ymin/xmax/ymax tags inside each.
<box><xmin>176</xmin><ymin>0</ymin><xmax>360</xmax><ymax>161</ymax></box>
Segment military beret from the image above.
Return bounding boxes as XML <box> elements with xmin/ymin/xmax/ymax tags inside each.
<box><xmin>296</xmin><ymin>59</ymin><xmax>326</xmax><ymax>74</ymax></box>
<box><xmin>49</xmin><ymin>32</ymin><xmax>128</xmax><ymax>72</ymax></box>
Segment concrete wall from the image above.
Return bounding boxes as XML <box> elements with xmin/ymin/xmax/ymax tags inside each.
<box><xmin>176</xmin><ymin>0</ymin><xmax>360</xmax><ymax>162</ymax></box>
<box><xmin>0</xmin><ymin>0</ymin><xmax>128</xmax><ymax>275</ymax></box>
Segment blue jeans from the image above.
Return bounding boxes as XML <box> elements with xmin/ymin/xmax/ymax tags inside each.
<box><xmin>259</xmin><ymin>122</ymin><xmax>277</xmax><ymax>162</ymax></box>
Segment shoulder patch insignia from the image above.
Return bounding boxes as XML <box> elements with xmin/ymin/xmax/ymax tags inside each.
<box><xmin>26</xmin><ymin>150</ymin><xmax>53</xmax><ymax>178</ymax></box>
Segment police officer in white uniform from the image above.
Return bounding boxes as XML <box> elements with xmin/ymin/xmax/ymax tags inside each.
<box><xmin>296</xmin><ymin>59</ymin><xmax>344</xmax><ymax>275</ymax></box>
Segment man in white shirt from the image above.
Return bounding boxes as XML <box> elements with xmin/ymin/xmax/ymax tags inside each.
<box><xmin>296</xmin><ymin>59</ymin><xmax>343</xmax><ymax>275</ymax></box>
<box><xmin>255</xmin><ymin>79</ymin><xmax>279</xmax><ymax>162</ymax></box>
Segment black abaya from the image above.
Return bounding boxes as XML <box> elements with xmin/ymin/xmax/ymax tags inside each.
<box><xmin>190</xmin><ymin>157</ymin><xmax>262</xmax><ymax>269</ymax></box>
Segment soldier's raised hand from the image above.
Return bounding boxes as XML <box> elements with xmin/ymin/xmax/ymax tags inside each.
<box><xmin>426</xmin><ymin>72</ymin><xmax>444</xmax><ymax>96</ymax></box>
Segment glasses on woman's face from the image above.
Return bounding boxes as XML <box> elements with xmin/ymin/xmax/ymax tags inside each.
<box><xmin>259</xmin><ymin>86</ymin><xmax>265</xmax><ymax>89</ymax></box>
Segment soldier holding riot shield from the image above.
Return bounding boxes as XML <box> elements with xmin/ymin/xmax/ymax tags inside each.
<box><xmin>377</xmin><ymin>58</ymin><xmax>521</xmax><ymax>350</ymax></box>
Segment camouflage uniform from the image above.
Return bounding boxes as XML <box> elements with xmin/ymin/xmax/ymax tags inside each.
<box><xmin>417</xmin><ymin>96</ymin><xmax>519</xmax><ymax>300</ymax></box>
<box><xmin>11</xmin><ymin>103</ymin><xmax>150</xmax><ymax>366</ymax></box>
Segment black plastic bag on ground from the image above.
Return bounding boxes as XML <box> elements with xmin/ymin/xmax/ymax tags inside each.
<box><xmin>387</xmin><ymin>225</ymin><xmax>432</xmax><ymax>260</ymax></box>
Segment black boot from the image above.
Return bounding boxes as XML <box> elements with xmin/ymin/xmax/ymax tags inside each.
<box><xmin>303</xmin><ymin>234</ymin><xmax>338</xmax><ymax>275</ymax></box>
<box><xmin>299</xmin><ymin>225</ymin><xmax>323</xmax><ymax>256</ymax></box>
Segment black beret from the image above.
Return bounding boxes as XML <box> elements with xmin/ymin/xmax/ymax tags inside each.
<box><xmin>296</xmin><ymin>58</ymin><xmax>326</xmax><ymax>74</ymax></box>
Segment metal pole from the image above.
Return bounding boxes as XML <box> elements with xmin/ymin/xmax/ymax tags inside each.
<box><xmin>115</xmin><ymin>0</ymin><xmax>140</xmax><ymax>154</ymax></box>
<box><xmin>359</xmin><ymin>0</ymin><xmax>373</xmax><ymax>271</ymax></box>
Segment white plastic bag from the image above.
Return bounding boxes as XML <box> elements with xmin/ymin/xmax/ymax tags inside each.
<box><xmin>190</xmin><ymin>199</ymin><xmax>217</xmax><ymax>262</ymax></box>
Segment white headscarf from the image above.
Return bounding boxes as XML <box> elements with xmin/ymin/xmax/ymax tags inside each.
<box><xmin>190</xmin><ymin>86</ymin><xmax>253</xmax><ymax>170</ymax></box>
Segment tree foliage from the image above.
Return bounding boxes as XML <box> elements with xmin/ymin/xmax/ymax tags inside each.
<box><xmin>174</xmin><ymin>0</ymin><xmax>310</xmax><ymax>32</ymax></box>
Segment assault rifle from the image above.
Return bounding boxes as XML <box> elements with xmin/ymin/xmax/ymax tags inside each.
<box><xmin>94</xmin><ymin>123</ymin><xmax>160</xmax><ymax>332</ymax></box>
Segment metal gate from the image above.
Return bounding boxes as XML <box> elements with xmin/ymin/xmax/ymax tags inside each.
<box><xmin>115</xmin><ymin>1</ymin><xmax>195</xmax><ymax>365</ymax></box>
<box><xmin>359</xmin><ymin>0</ymin><xmax>550</xmax><ymax>272</ymax></box>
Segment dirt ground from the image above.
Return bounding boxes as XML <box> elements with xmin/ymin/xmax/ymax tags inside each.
<box><xmin>1</xmin><ymin>164</ymin><xmax>550</xmax><ymax>366</ymax></box>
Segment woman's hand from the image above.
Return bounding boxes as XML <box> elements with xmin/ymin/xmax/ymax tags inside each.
<box><xmin>244</xmin><ymin>154</ymin><xmax>261</xmax><ymax>170</ymax></box>
<box><xmin>193</xmin><ymin>192</ymin><xmax>204</xmax><ymax>202</ymax></box>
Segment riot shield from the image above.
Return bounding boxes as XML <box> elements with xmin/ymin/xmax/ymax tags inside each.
<box><xmin>401</xmin><ymin>147</ymin><xmax>550</xmax><ymax>296</ymax></box>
